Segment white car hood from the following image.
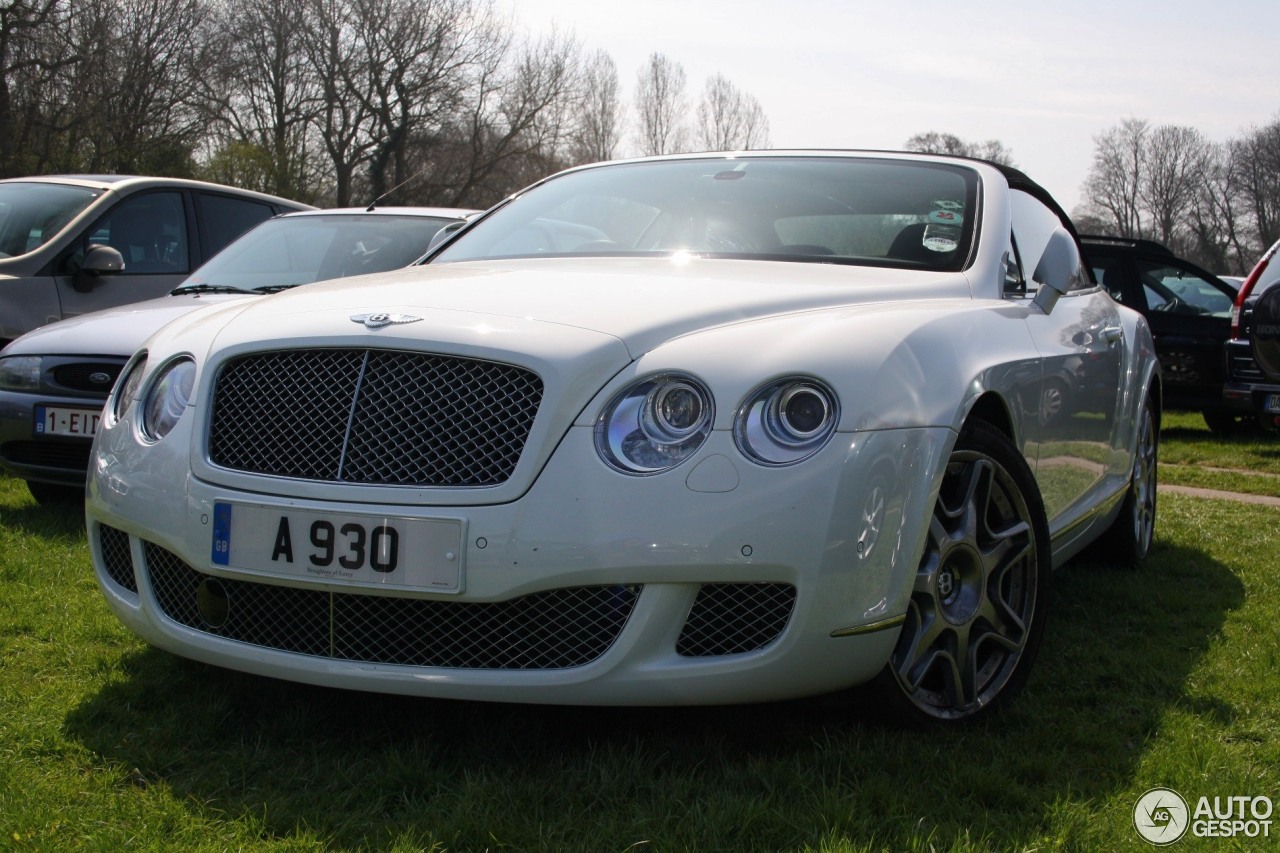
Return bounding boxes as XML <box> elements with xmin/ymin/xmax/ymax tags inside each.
<box><xmin>209</xmin><ymin>257</ymin><xmax>974</xmax><ymax>359</ymax></box>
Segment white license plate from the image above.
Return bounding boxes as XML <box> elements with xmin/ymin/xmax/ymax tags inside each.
<box><xmin>34</xmin><ymin>405</ymin><xmax>101</xmax><ymax>437</ymax></box>
<box><xmin>211</xmin><ymin>502</ymin><xmax>464</xmax><ymax>592</ymax></box>
<box><xmin>1266</xmin><ymin>394</ymin><xmax>1280</xmax><ymax>414</ymax></box>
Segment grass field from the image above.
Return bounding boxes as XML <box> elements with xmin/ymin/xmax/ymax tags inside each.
<box><xmin>1</xmin><ymin>415</ymin><xmax>1278</xmax><ymax>851</ymax></box>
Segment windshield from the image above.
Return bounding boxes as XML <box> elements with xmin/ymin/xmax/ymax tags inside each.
<box><xmin>0</xmin><ymin>182</ymin><xmax>102</xmax><ymax>258</ymax></box>
<box><xmin>435</xmin><ymin>156</ymin><xmax>980</xmax><ymax>271</ymax></box>
<box><xmin>181</xmin><ymin>213</ymin><xmax>461</xmax><ymax>291</ymax></box>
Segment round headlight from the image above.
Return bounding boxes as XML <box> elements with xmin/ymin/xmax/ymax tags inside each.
<box><xmin>141</xmin><ymin>357</ymin><xmax>195</xmax><ymax>440</ymax></box>
<box><xmin>111</xmin><ymin>353</ymin><xmax>147</xmax><ymax>421</ymax></box>
<box><xmin>735</xmin><ymin>378</ymin><xmax>839</xmax><ymax>466</ymax></box>
<box><xmin>596</xmin><ymin>373</ymin><xmax>714</xmax><ymax>474</ymax></box>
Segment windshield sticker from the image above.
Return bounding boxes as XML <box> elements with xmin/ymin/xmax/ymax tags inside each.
<box><xmin>932</xmin><ymin>199</ymin><xmax>964</xmax><ymax>211</ymax></box>
<box><xmin>922</xmin><ymin>224</ymin><xmax>960</xmax><ymax>252</ymax></box>
<box><xmin>928</xmin><ymin>209</ymin><xmax>963</xmax><ymax>226</ymax></box>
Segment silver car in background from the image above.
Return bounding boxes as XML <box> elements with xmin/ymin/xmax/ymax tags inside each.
<box><xmin>0</xmin><ymin>206</ymin><xmax>474</xmax><ymax>503</ymax></box>
<box><xmin>0</xmin><ymin>175</ymin><xmax>311</xmax><ymax>346</ymax></box>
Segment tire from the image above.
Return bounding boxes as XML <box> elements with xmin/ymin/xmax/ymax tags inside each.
<box><xmin>26</xmin><ymin>480</ymin><xmax>83</xmax><ymax>505</ymax></box>
<box><xmin>873</xmin><ymin>420</ymin><xmax>1050</xmax><ymax>725</ymax></box>
<box><xmin>1098</xmin><ymin>395</ymin><xmax>1158</xmax><ymax>566</ymax></box>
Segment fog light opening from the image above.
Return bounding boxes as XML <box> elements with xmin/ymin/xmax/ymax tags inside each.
<box><xmin>197</xmin><ymin>578</ymin><xmax>230</xmax><ymax>629</ymax></box>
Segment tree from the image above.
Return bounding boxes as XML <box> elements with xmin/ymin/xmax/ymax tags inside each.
<box><xmin>204</xmin><ymin>0</ymin><xmax>323</xmax><ymax>200</ymax></box>
<box><xmin>694</xmin><ymin>73</ymin><xmax>769</xmax><ymax>152</ymax></box>
<box><xmin>1081</xmin><ymin>117</ymin><xmax>1149</xmax><ymax>238</ymax></box>
<box><xmin>634</xmin><ymin>52</ymin><xmax>686</xmax><ymax>156</ymax></box>
<box><xmin>0</xmin><ymin>0</ymin><xmax>75</xmax><ymax>175</ymax></box>
<box><xmin>1140</xmin><ymin>124</ymin><xmax>1213</xmax><ymax>246</ymax></box>
<box><xmin>904</xmin><ymin>131</ymin><xmax>1016</xmax><ymax>167</ymax></box>
<box><xmin>568</xmin><ymin>49</ymin><xmax>622</xmax><ymax>164</ymax></box>
<box><xmin>419</xmin><ymin>27</ymin><xmax>583</xmax><ymax>206</ymax></box>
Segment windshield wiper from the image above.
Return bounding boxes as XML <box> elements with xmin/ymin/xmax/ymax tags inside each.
<box><xmin>252</xmin><ymin>283</ymin><xmax>303</xmax><ymax>294</ymax></box>
<box><xmin>171</xmin><ymin>283</ymin><xmax>254</xmax><ymax>295</ymax></box>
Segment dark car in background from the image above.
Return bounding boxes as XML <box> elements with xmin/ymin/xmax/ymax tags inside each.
<box><xmin>0</xmin><ymin>175</ymin><xmax>312</xmax><ymax>347</ymax></box>
<box><xmin>0</xmin><ymin>206</ymin><xmax>474</xmax><ymax>503</ymax></box>
<box><xmin>1224</xmin><ymin>237</ymin><xmax>1280</xmax><ymax>428</ymax></box>
<box><xmin>1081</xmin><ymin>235</ymin><xmax>1249</xmax><ymax>432</ymax></box>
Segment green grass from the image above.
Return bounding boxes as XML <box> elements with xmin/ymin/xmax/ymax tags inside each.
<box><xmin>2</xmin><ymin>425</ymin><xmax>1279</xmax><ymax>851</ymax></box>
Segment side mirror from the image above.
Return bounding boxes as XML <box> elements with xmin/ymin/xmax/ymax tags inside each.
<box><xmin>1032</xmin><ymin>228</ymin><xmax>1086</xmax><ymax>314</ymax></box>
<box><xmin>72</xmin><ymin>244</ymin><xmax>126</xmax><ymax>293</ymax></box>
<box><xmin>426</xmin><ymin>220</ymin><xmax>465</xmax><ymax>253</ymax></box>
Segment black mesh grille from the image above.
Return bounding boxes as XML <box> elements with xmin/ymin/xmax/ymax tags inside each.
<box><xmin>52</xmin><ymin>361</ymin><xmax>124</xmax><ymax>394</ymax></box>
<box><xmin>208</xmin><ymin>349</ymin><xmax>542</xmax><ymax>486</ymax></box>
<box><xmin>144</xmin><ymin>543</ymin><xmax>639</xmax><ymax>669</ymax></box>
<box><xmin>0</xmin><ymin>440</ymin><xmax>92</xmax><ymax>470</ymax></box>
<box><xmin>99</xmin><ymin>525</ymin><xmax>136</xmax><ymax>592</ymax></box>
<box><xmin>676</xmin><ymin>583</ymin><xmax>797</xmax><ymax>656</ymax></box>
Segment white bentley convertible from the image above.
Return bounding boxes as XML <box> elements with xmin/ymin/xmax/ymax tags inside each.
<box><xmin>86</xmin><ymin>152</ymin><xmax>1160</xmax><ymax>724</ymax></box>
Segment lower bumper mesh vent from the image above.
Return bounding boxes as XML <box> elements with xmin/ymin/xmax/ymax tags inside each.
<box><xmin>676</xmin><ymin>582</ymin><xmax>796</xmax><ymax>656</ymax></box>
<box><xmin>99</xmin><ymin>525</ymin><xmax>137</xmax><ymax>593</ymax></box>
<box><xmin>143</xmin><ymin>543</ymin><xmax>639</xmax><ymax>669</ymax></box>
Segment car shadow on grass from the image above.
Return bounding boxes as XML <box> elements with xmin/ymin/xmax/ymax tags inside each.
<box><xmin>62</xmin><ymin>542</ymin><xmax>1242</xmax><ymax>850</ymax></box>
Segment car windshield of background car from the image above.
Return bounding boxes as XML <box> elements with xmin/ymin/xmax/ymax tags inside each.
<box><xmin>433</xmin><ymin>157</ymin><xmax>979</xmax><ymax>272</ymax></box>
<box><xmin>180</xmin><ymin>213</ymin><xmax>461</xmax><ymax>292</ymax></box>
<box><xmin>0</xmin><ymin>182</ymin><xmax>103</xmax><ymax>259</ymax></box>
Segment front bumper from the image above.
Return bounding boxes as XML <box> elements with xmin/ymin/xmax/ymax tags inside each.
<box><xmin>86</xmin><ymin>424</ymin><xmax>950</xmax><ymax>705</ymax></box>
<box><xmin>1223</xmin><ymin>340</ymin><xmax>1280</xmax><ymax>421</ymax></box>
<box><xmin>0</xmin><ymin>388</ymin><xmax>104</xmax><ymax>485</ymax></box>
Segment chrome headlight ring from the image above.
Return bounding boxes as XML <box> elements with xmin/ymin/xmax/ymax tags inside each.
<box><xmin>110</xmin><ymin>351</ymin><xmax>148</xmax><ymax>424</ymax></box>
<box><xmin>595</xmin><ymin>373</ymin><xmax>714</xmax><ymax>475</ymax></box>
<box><xmin>140</xmin><ymin>356</ymin><xmax>196</xmax><ymax>441</ymax></box>
<box><xmin>734</xmin><ymin>377</ymin><xmax>840</xmax><ymax>466</ymax></box>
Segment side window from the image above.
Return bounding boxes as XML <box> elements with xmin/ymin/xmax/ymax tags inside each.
<box><xmin>1091</xmin><ymin>255</ymin><xmax>1131</xmax><ymax>305</ymax></box>
<box><xmin>1135</xmin><ymin>259</ymin><xmax>1234</xmax><ymax>317</ymax></box>
<box><xmin>71</xmin><ymin>191</ymin><xmax>190</xmax><ymax>275</ymax></box>
<box><xmin>1010</xmin><ymin>190</ymin><xmax>1091</xmax><ymax>293</ymax></box>
<box><xmin>198</xmin><ymin>193</ymin><xmax>278</xmax><ymax>257</ymax></box>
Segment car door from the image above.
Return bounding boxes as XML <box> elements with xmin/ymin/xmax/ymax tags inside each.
<box><xmin>1011</xmin><ymin>192</ymin><xmax>1126</xmax><ymax>526</ymax></box>
<box><xmin>52</xmin><ymin>190</ymin><xmax>192</xmax><ymax>320</ymax></box>
<box><xmin>1130</xmin><ymin>256</ymin><xmax>1233</xmax><ymax>407</ymax></box>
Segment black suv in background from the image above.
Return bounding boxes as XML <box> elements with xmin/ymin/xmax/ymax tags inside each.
<box><xmin>1224</xmin><ymin>238</ymin><xmax>1280</xmax><ymax>428</ymax></box>
<box><xmin>1080</xmin><ymin>235</ymin><xmax>1252</xmax><ymax>432</ymax></box>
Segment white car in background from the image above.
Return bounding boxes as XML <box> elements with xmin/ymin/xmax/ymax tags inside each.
<box><xmin>0</xmin><ymin>207</ymin><xmax>473</xmax><ymax>502</ymax></box>
<box><xmin>85</xmin><ymin>152</ymin><xmax>1160</xmax><ymax>725</ymax></box>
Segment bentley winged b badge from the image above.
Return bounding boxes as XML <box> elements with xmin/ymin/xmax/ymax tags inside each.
<box><xmin>350</xmin><ymin>312</ymin><xmax>423</xmax><ymax>329</ymax></box>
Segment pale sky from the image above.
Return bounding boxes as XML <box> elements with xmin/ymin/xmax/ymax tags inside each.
<box><xmin>500</xmin><ymin>0</ymin><xmax>1278</xmax><ymax>214</ymax></box>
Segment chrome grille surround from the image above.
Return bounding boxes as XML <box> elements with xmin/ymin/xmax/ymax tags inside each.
<box><xmin>208</xmin><ymin>348</ymin><xmax>543</xmax><ymax>486</ymax></box>
<box><xmin>99</xmin><ymin>525</ymin><xmax>137</xmax><ymax>593</ymax></box>
<box><xmin>143</xmin><ymin>543</ymin><xmax>640</xmax><ymax>669</ymax></box>
<box><xmin>676</xmin><ymin>582</ymin><xmax>797</xmax><ymax>656</ymax></box>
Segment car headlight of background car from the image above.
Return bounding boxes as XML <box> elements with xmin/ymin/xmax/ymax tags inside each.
<box><xmin>0</xmin><ymin>355</ymin><xmax>41</xmax><ymax>390</ymax></box>
<box><xmin>140</xmin><ymin>357</ymin><xmax>195</xmax><ymax>440</ymax></box>
<box><xmin>596</xmin><ymin>373</ymin><xmax>715</xmax><ymax>474</ymax></box>
<box><xmin>734</xmin><ymin>378</ymin><xmax>840</xmax><ymax>466</ymax></box>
